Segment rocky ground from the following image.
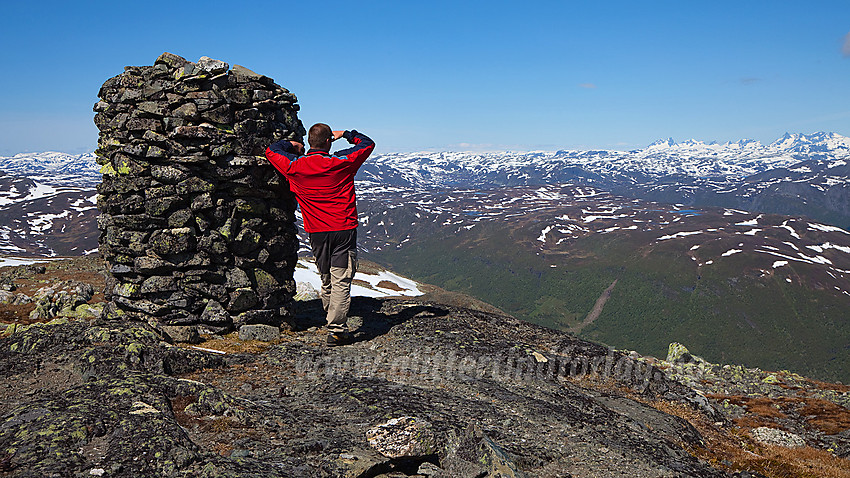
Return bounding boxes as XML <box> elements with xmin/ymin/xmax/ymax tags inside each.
<box><xmin>1</xmin><ymin>258</ymin><xmax>849</xmax><ymax>477</ymax></box>
<box><xmin>634</xmin><ymin>344</ymin><xmax>850</xmax><ymax>474</ymax></box>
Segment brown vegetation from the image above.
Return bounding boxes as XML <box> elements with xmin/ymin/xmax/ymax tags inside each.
<box><xmin>562</xmin><ymin>374</ymin><xmax>850</xmax><ymax>478</ymax></box>
<box><xmin>0</xmin><ymin>256</ymin><xmax>106</xmax><ymax>326</ymax></box>
<box><xmin>375</xmin><ymin>280</ymin><xmax>404</xmax><ymax>291</ymax></box>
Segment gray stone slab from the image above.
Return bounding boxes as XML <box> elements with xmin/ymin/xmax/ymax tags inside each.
<box><xmin>238</xmin><ymin>324</ymin><xmax>279</xmax><ymax>342</ymax></box>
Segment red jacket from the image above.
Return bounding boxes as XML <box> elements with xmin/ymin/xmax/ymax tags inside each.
<box><xmin>265</xmin><ymin>130</ymin><xmax>375</xmax><ymax>233</ymax></box>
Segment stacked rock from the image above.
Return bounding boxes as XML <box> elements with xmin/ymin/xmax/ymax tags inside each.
<box><xmin>93</xmin><ymin>52</ymin><xmax>305</xmax><ymax>337</ymax></box>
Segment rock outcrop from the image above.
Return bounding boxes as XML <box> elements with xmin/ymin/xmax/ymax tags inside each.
<box><xmin>93</xmin><ymin>53</ymin><xmax>304</xmax><ymax>336</ymax></box>
<box><xmin>3</xmin><ymin>258</ymin><xmax>849</xmax><ymax>476</ymax></box>
<box><xmin>0</xmin><ymin>297</ymin><xmax>740</xmax><ymax>477</ymax></box>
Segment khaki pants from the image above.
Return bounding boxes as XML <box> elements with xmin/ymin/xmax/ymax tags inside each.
<box><xmin>320</xmin><ymin>249</ymin><xmax>357</xmax><ymax>333</ymax></box>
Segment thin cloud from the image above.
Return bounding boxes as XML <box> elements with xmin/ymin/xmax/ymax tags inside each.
<box><xmin>740</xmin><ymin>77</ymin><xmax>761</xmax><ymax>85</ymax></box>
<box><xmin>578</xmin><ymin>83</ymin><xmax>597</xmax><ymax>89</ymax></box>
<box><xmin>843</xmin><ymin>32</ymin><xmax>850</xmax><ymax>57</ymax></box>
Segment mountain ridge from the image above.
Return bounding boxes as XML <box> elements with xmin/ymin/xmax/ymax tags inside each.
<box><xmin>0</xmin><ymin>152</ymin><xmax>99</xmax><ymax>187</ymax></box>
<box><xmin>4</xmin><ymin>131</ymin><xmax>849</xmax><ymax>187</ymax></box>
<box><xmin>362</xmin><ymin>131</ymin><xmax>850</xmax><ymax>188</ymax></box>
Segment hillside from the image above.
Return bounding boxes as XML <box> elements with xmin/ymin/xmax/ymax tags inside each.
<box><xmin>1</xmin><ymin>257</ymin><xmax>849</xmax><ymax>477</ymax></box>
<box><xmin>0</xmin><ymin>171</ymin><xmax>99</xmax><ymax>256</ymax></box>
<box><xmin>353</xmin><ymin>182</ymin><xmax>850</xmax><ymax>383</ymax></box>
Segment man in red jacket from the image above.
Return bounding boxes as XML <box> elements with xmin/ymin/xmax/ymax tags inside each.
<box><xmin>265</xmin><ymin>123</ymin><xmax>375</xmax><ymax>345</ymax></box>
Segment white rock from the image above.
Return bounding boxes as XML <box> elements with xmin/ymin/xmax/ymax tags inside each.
<box><xmin>197</xmin><ymin>56</ymin><xmax>229</xmax><ymax>74</ymax></box>
<box><xmin>751</xmin><ymin>427</ymin><xmax>805</xmax><ymax>447</ymax></box>
<box><xmin>366</xmin><ymin>416</ymin><xmax>438</xmax><ymax>458</ymax></box>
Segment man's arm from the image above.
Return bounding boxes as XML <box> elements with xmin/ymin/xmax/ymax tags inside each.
<box><xmin>265</xmin><ymin>139</ymin><xmax>304</xmax><ymax>174</ymax></box>
<box><xmin>334</xmin><ymin>130</ymin><xmax>375</xmax><ymax>169</ymax></box>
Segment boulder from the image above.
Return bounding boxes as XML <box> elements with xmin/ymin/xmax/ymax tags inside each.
<box><xmin>160</xmin><ymin>325</ymin><xmax>201</xmax><ymax>344</ymax></box>
<box><xmin>366</xmin><ymin>416</ymin><xmax>439</xmax><ymax>459</ymax></box>
<box><xmin>751</xmin><ymin>427</ymin><xmax>806</xmax><ymax>448</ymax></box>
<box><xmin>237</xmin><ymin>324</ymin><xmax>279</xmax><ymax>342</ymax></box>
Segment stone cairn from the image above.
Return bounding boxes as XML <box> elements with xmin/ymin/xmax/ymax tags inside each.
<box><xmin>93</xmin><ymin>52</ymin><xmax>305</xmax><ymax>339</ymax></box>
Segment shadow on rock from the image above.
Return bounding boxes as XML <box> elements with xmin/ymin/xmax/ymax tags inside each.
<box><xmin>291</xmin><ymin>299</ymin><xmax>329</xmax><ymax>330</ymax></box>
<box><xmin>292</xmin><ymin>297</ymin><xmax>449</xmax><ymax>344</ymax></box>
<box><xmin>349</xmin><ymin>297</ymin><xmax>449</xmax><ymax>344</ymax></box>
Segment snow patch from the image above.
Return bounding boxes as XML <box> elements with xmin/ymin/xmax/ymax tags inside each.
<box><xmin>779</xmin><ymin>221</ymin><xmax>801</xmax><ymax>239</ymax></box>
<box><xmin>735</xmin><ymin>218</ymin><xmax>759</xmax><ymax>226</ymax></box>
<box><xmin>293</xmin><ymin>259</ymin><xmax>422</xmax><ymax>298</ymax></box>
<box><xmin>806</xmin><ymin>242</ymin><xmax>850</xmax><ymax>254</ymax></box>
<box><xmin>0</xmin><ymin>256</ymin><xmax>55</xmax><ymax>267</ymax></box>
<box><xmin>537</xmin><ymin>225</ymin><xmax>554</xmax><ymax>242</ymax></box>
<box><xmin>808</xmin><ymin>223</ymin><xmax>850</xmax><ymax>235</ymax></box>
<box><xmin>657</xmin><ymin>230</ymin><xmax>703</xmax><ymax>241</ymax></box>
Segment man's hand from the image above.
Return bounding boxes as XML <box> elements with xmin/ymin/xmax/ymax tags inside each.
<box><xmin>290</xmin><ymin>141</ymin><xmax>304</xmax><ymax>155</ymax></box>
<box><xmin>331</xmin><ymin>131</ymin><xmax>345</xmax><ymax>142</ymax></box>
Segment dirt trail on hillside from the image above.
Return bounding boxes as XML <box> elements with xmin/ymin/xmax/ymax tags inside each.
<box><xmin>570</xmin><ymin>279</ymin><xmax>618</xmax><ymax>334</ymax></box>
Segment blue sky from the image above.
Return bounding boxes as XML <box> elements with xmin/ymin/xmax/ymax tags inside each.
<box><xmin>1</xmin><ymin>0</ymin><xmax>848</xmax><ymax>155</ymax></box>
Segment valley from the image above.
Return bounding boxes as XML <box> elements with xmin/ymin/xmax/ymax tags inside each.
<box><xmin>2</xmin><ymin>133</ymin><xmax>849</xmax><ymax>381</ymax></box>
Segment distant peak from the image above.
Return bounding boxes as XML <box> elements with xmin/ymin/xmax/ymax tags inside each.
<box><xmin>766</xmin><ymin>131</ymin><xmax>850</xmax><ymax>150</ymax></box>
<box><xmin>648</xmin><ymin>138</ymin><xmax>677</xmax><ymax>148</ymax></box>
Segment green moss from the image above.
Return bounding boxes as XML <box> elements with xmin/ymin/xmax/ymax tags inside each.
<box><xmin>109</xmin><ymin>387</ymin><xmax>135</xmax><ymax>396</ymax></box>
<box><xmin>218</xmin><ymin>218</ymin><xmax>234</xmax><ymax>240</ymax></box>
<box><xmin>235</xmin><ymin>199</ymin><xmax>268</xmax><ymax>216</ymax></box>
<box><xmin>57</xmin><ymin>307</ymin><xmax>76</xmax><ymax>318</ymax></box>
<box><xmin>116</xmin><ymin>159</ymin><xmax>131</xmax><ymax>175</ymax></box>
<box><xmin>252</xmin><ymin>268</ymin><xmax>278</xmax><ymax>290</ymax></box>
<box><xmin>87</xmin><ymin>328</ymin><xmax>113</xmax><ymax>342</ymax></box>
<box><xmin>127</xmin><ymin>342</ymin><xmax>143</xmax><ymax>355</ymax></box>
<box><xmin>69</xmin><ymin>427</ymin><xmax>88</xmax><ymax>441</ymax></box>
<box><xmin>74</xmin><ymin>303</ymin><xmax>103</xmax><ymax>319</ymax></box>
<box><xmin>100</xmin><ymin>163</ymin><xmax>117</xmax><ymax>175</ymax></box>
<box><xmin>113</xmin><ymin>283</ymin><xmax>140</xmax><ymax>298</ymax></box>
<box><xmin>214</xmin><ymin>124</ymin><xmax>234</xmax><ymax>134</ymax></box>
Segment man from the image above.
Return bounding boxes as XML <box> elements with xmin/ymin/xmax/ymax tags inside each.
<box><xmin>265</xmin><ymin>123</ymin><xmax>375</xmax><ymax>346</ymax></box>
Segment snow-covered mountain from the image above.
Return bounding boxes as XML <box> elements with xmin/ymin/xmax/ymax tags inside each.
<box><xmin>358</xmin><ymin>132</ymin><xmax>850</xmax><ymax>228</ymax></box>
<box><xmin>3</xmin><ymin>132</ymin><xmax>847</xmax><ymax>191</ymax></box>
<box><xmin>0</xmin><ymin>152</ymin><xmax>100</xmax><ymax>256</ymax></box>
<box><xmin>0</xmin><ymin>152</ymin><xmax>100</xmax><ymax>187</ymax></box>
<box><xmin>360</xmin><ymin>132</ymin><xmax>850</xmax><ymax>188</ymax></box>
<box><xmin>0</xmin><ymin>173</ymin><xmax>98</xmax><ymax>256</ymax></box>
<box><xmin>3</xmin><ymin>136</ymin><xmax>849</xmax><ymax>383</ymax></box>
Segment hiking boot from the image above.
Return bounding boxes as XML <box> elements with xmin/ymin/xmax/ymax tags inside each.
<box><xmin>327</xmin><ymin>331</ymin><xmax>354</xmax><ymax>346</ymax></box>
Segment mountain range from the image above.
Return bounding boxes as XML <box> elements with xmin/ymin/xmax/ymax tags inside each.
<box><xmin>362</xmin><ymin>132</ymin><xmax>849</xmax><ymax>185</ymax></box>
<box><xmin>1</xmin><ymin>132</ymin><xmax>849</xmax><ymax>381</ymax></box>
<box><xmin>0</xmin><ymin>151</ymin><xmax>99</xmax><ymax>187</ymax></box>
<box><xmin>360</xmin><ymin>132</ymin><xmax>850</xmax><ymax>229</ymax></box>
